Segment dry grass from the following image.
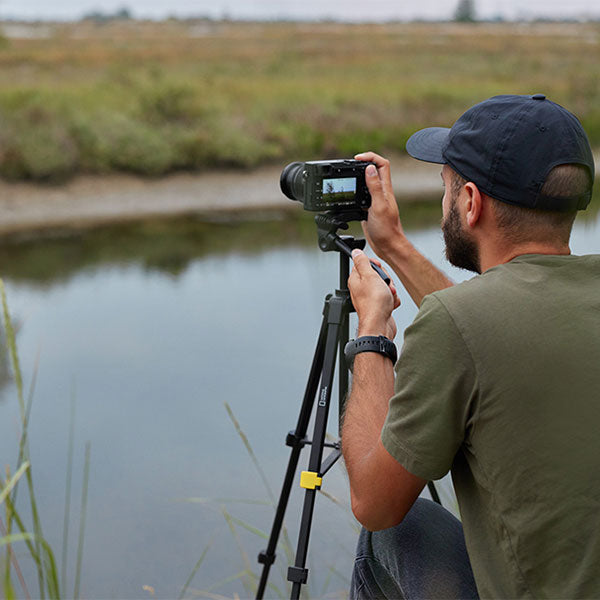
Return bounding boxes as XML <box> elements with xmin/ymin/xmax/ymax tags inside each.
<box><xmin>0</xmin><ymin>20</ymin><xmax>598</xmax><ymax>180</ymax></box>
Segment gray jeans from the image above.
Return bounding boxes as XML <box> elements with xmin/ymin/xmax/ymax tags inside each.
<box><xmin>350</xmin><ymin>498</ymin><xmax>479</xmax><ymax>599</ymax></box>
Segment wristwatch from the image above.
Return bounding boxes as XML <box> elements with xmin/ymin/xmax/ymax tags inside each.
<box><xmin>344</xmin><ymin>335</ymin><xmax>398</xmax><ymax>370</ymax></box>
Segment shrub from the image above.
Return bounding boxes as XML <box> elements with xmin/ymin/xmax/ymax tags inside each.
<box><xmin>0</xmin><ymin>105</ymin><xmax>79</xmax><ymax>182</ymax></box>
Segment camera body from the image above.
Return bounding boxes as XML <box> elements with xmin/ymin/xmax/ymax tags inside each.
<box><xmin>280</xmin><ymin>159</ymin><xmax>373</xmax><ymax>212</ymax></box>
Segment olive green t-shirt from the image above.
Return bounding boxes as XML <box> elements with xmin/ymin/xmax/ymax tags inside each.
<box><xmin>381</xmin><ymin>254</ymin><xmax>600</xmax><ymax>598</ymax></box>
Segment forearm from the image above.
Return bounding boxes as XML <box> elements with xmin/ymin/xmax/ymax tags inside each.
<box><xmin>342</xmin><ymin>352</ymin><xmax>394</xmax><ymax>506</ymax></box>
<box><xmin>384</xmin><ymin>234</ymin><xmax>454</xmax><ymax>306</ymax></box>
<box><xmin>344</xmin><ymin>250</ymin><xmax>428</xmax><ymax>529</ymax></box>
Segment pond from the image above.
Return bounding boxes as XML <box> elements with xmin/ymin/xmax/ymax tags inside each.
<box><xmin>0</xmin><ymin>197</ymin><xmax>599</xmax><ymax>599</ymax></box>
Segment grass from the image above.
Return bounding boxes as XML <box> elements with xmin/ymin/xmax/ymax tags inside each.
<box><xmin>0</xmin><ymin>20</ymin><xmax>598</xmax><ymax>181</ymax></box>
<box><xmin>178</xmin><ymin>401</ymin><xmax>355</xmax><ymax>599</ymax></box>
<box><xmin>0</xmin><ymin>280</ymin><xmax>90</xmax><ymax>599</ymax></box>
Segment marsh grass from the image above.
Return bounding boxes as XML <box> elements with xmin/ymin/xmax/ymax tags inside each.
<box><xmin>179</xmin><ymin>401</ymin><xmax>352</xmax><ymax>599</ymax></box>
<box><xmin>0</xmin><ymin>280</ymin><xmax>90</xmax><ymax>599</ymax></box>
<box><xmin>0</xmin><ymin>20</ymin><xmax>598</xmax><ymax>181</ymax></box>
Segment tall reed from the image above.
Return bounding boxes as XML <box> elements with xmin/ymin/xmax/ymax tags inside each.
<box><xmin>0</xmin><ymin>280</ymin><xmax>90</xmax><ymax>599</ymax></box>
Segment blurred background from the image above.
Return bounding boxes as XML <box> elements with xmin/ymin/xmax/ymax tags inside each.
<box><xmin>0</xmin><ymin>1</ymin><xmax>598</xmax><ymax>599</ymax></box>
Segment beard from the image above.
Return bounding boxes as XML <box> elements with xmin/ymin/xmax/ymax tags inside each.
<box><xmin>442</xmin><ymin>199</ymin><xmax>481</xmax><ymax>274</ymax></box>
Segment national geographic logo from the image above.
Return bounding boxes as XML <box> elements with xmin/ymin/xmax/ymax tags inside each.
<box><xmin>319</xmin><ymin>387</ymin><xmax>328</xmax><ymax>407</ymax></box>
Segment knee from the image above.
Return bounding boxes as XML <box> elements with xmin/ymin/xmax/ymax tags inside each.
<box><xmin>351</xmin><ymin>499</ymin><xmax>478</xmax><ymax>600</ymax></box>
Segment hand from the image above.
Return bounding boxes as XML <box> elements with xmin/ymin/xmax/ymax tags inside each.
<box><xmin>348</xmin><ymin>249</ymin><xmax>400</xmax><ymax>339</ymax></box>
<box><xmin>355</xmin><ymin>152</ymin><xmax>405</xmax><ymax>261</ymax></box>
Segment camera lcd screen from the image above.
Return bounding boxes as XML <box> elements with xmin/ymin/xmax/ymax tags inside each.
<box><xmin>322</xmin><ymin>177</ymin><xmax>356</xmax><ymax>202</ymax></box>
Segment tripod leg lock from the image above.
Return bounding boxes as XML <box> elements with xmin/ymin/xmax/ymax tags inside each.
<box><xmin>286</xmin><ymin>430</ymin><xmax>307</xmax><ymax>449</ymax></box>
<box><xmin>300</xmin><ymin>471</ymin><xmax>322</xmax><ymax>490</ymax></box>
<box><xmin>258</xmin><ymin>550</ymin><xmax>275</xmax><ymax>566</ymax></box>
<box><xmin>288</xmin><ymin>566</ymin><xmax>309</xmax><ymax>584</ymax></box>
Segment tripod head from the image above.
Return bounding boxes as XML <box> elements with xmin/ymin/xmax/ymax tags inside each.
<box><xmin>315</xmin><ymin>212</ymin><xmax>366</xmax><ymax>255</ymax></box>
<box><xmin>315</xmin><ymin>212</ymin><xmax>390</xmax><ymax>285</ymax></box>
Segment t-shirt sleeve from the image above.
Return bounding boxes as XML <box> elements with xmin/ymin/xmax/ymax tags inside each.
<box><xmin>381</xmin><ymin>293</ymin><xmax>478</xmax><ymax>481</ymax></box>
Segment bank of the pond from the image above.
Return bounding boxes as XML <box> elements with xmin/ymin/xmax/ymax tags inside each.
<box><xmin>1</xmin><ymin>152</ymin><xmax>598</xmax><ymax>237</ymax></box>
<box><xmin>0</xmin><ymin>154</ymin><xmax>443</xmax><ymax>236</ymax></box>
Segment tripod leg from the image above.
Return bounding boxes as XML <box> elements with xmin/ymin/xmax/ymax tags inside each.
<box><xmin>288</xmin><ymin>297</ymin><xmax>345</xmax><ymax>600</ymax></box>
<box><xmin>338</xmin><ymin>246</ymin><xmax>351</xmax><ymax>428</ymax></box>
<box><xmin>428</xmin><ymin>481</ymin><xmax>442</xmax><ymax>505</ymax></box>
<box><xmin>256</xmin><ymin>311</ymin><xmax>329</xmax><ymax>599</ymax></box>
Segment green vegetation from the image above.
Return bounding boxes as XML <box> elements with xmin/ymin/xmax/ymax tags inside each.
<box><xmin>0</xmin><ymin>282</ymin><xmax>90</xmax><ymax>598</ymax></box>
<box><xmin>0</xmin><ymin>20</ymin><xmax>598</xmax><ymax>181</ymax></box>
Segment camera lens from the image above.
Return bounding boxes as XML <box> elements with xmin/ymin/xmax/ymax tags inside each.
<box><xmin>280</xmin><ymin>162</ymin><xmax>306</xmax><ymax>202</ymax></box>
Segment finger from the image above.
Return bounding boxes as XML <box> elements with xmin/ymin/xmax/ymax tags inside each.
<box><xmin>370</xmin><ymin>258</ymin><xmax>395</xmax><ymax>286</ymax></box>
<box><xmin>355</xmin><ymin>152</ymin><xmax>393</xmax><ymax>189</ymax></box>
<box><xmin>354</xmin><ymin>151</ymin><xmax>387</xmax><ymax>169</ymax></box>
<box><xmin>388</xmin><ymin>281</ymin><xmax>401</xmax><ymax>307</ymax></box>
<box><xmin>369</xmin><ymin>256</ymin><xmax>382</xmax><ymax>268</ymax></box>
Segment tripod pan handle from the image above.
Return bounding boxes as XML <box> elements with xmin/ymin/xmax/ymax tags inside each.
<box><xmin>369</xmin><ymin>261</ymin><xmax>391</xmax><ymax>285</ymax></box>
<box><xmin>334</xmin><ymin>236</ymin><xmax>391</xmax><ymax>285</ymax></box>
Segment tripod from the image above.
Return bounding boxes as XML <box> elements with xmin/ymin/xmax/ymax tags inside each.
<box><xmin>256</xmin><ymin>213</ymin><xmax>440</xmax><ymax>599</ymax></box>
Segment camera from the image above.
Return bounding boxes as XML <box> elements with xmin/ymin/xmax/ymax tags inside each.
<box><xmin>280</xmin><ymin>159</ymin><xmax>373</xmax><ymax>212</ymax></box>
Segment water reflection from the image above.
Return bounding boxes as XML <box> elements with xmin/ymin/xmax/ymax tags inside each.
<box><xmin>0</xmin><ymin>198</ymin><xmax>452</xmax><ymax>286</ymax></box>
<box><xmin>0</xmin><ymin>189</ymin><xmax>598</xmax><ymax>287</ymax></box>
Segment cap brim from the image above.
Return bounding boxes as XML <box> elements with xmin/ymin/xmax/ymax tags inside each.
<box><xmin>406</xmin><ymin>127</ymin><xmax>450</xmax><ymax>164</ymax></box>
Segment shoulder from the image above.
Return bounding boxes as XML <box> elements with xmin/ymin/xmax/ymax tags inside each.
<box><xmin>421</xmin><ymin>253</ymin><xmax>600</xmax><ymax>348</ymax></box>
<box><xmin>421</xmin><ymin>273</ymin><xmax>492</xmax><ymax>326</ymax></box>
<box><xmin>429</xmin><ymin>267</ymin><xmax>505</xmax><ymax>307</ymax></box>
<box><xmin>418</xmin><ymin>267</ymin><xmax>519</xmax><ymax>352</ymax></box>
<box><xmin>398</xmin><ymin>289</ymin><xmax>475</xmax><ymax>375</ymax></box>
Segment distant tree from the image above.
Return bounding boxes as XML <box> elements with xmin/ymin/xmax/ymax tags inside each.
<box><xmin>82</xmin><ymin>6</ymin><xmax>133</xmax><ymax>23</ymax></box>
<box><xmin>454</xmin><ymin>0</ymin><xmax>476</xmax><ymax>22</ymax></box>
<box><xmin>325</xmin><ymin>182</ymin><xmax>335</xmax><ymax>195</ymax></box>
<box><xmin>114</xmin><ymin>7</ymin><xmax>132</xmax><ymax>20</ymax></box>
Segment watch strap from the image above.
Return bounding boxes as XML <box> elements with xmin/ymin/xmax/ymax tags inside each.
<box><xmin>344</xmin><ymin>335</ymin><xmax>398</xmax><ymax>369</ymax></box>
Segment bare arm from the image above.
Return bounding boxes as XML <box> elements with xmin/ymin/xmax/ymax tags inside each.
<box><xmin>343</xmin><ymin>352</ymin><xmax>426</xmax><ymax>530</ymax></box>
<box><xmin>343</xmin><ymin>250</ymin><xmax>426</xmax><ymax>531</ymax></box>
<box><xmin>355</xmin><ymin>152</ymin><xmax>454</xmax><ymax>306</ymax></box>
<box><xmin>384</xmin><ymin>235</ymin><xmax>454</xmax><ymax>308</ymax></box>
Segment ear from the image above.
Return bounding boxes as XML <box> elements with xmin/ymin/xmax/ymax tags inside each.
<box><xmin>463</xmin><ymin>182</ymin><xmax>483</xmax><ymax>228</ymax></box>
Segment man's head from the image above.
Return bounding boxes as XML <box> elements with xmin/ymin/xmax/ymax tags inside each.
<box><xmin>406</xmin><ymin>94</ymin><xmax>595</xmax><ymax>271</ymax></box>
<box><xmin>440</xmin><ymin>163</ymin><xmax>591</xmax><ymax>273</ymax></box>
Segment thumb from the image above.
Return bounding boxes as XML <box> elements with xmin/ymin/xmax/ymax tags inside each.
<box><xmin>365</xmin><ymin>163</ymin><xmax>383</xmax><ymax>197</ymax></box>
<box><xmin>351</xmin><ymin>249</ymin><xmax>371</xmax><ymax>274</ymax></box>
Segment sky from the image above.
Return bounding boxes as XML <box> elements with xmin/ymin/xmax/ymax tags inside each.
<box><xmin>1</xmin><ymin>0</ymin><xmax>599</xmax><ymax>22</ymax></box>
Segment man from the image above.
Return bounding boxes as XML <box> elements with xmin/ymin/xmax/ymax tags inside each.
<box><xmin>342</xmin><ymin>94</ymin><xmax>599</xmax><ymax>598</ymax></box>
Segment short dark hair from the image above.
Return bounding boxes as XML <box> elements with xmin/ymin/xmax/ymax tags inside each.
<box><xmin>450</xmin><ymin>164</ymin><xmax>591</xmax><ymax>244</ymax></box>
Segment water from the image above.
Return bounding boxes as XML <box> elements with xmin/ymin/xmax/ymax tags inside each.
<box><xmin>0</xmin><ymin>205</ymin><xmax>598</xmax><ymax>599</ymax></box>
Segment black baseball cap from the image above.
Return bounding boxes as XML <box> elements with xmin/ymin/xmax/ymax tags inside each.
<box><xmin>406</xmin><ymin>94</ymin><xmax>595</xmax><ymax>211</ymax></box>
